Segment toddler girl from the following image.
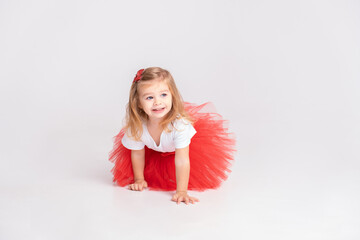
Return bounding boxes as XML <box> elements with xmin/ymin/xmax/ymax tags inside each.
<box><xmin>109</xmin><ymin>67</ymin><xmax>235</xmax><ymax>204</ymax></box>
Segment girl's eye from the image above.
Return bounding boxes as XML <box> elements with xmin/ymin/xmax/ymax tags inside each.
<box><xmin>161</xmin><ymin>93</ymin><xmax>167</xmax><ymax>97</ymax></box>
<box><xmin>146</xmin><ymin>96</ymin><xmax>153</xmax><ymax>100</ymax></box>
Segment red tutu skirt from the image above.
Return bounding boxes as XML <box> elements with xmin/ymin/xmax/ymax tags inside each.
<box><xmin>108</xmin><ymin>102</ymin><xmax>236</xmax><ymax>191</ymax></box>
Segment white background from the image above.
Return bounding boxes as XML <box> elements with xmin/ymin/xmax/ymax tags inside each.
<box><xmin>1</xmin><ymin>0</ymin><xmax>359</xmax><ymax>239</ymax></box>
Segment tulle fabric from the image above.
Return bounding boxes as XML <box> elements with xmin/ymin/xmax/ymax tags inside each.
<box><xmin>108</xmin><ymin>102</ymin><xmax>236</xmax><ymax>191</ymax></box>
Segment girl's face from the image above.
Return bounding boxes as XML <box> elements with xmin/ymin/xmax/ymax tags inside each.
<box><xmin>138</xmin><ymin>78</ymin><xmax>172</xmax><ymax>122</ymax></box>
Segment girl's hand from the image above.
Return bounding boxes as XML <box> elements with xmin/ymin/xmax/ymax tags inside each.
<box><xmin>128</xmin><ymin>179</ymin><xmax>148</xmax><ymax>191</ymax></box>
<box><xmin>171</xmin><ymin>191</ymin><xmax>199</xmax><ymax>205</ymax></box>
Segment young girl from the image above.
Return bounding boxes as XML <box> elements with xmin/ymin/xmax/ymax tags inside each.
<box><xmin>109</xmin><ymin>67</ymin><xmax>236</xmax><ymax>204</ymax></box>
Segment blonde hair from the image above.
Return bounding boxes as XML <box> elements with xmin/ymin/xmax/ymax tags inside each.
<box><xmin>124</xmin><ymin>67</ymin><xmax>192</xmax><ymax>141</ymax></box>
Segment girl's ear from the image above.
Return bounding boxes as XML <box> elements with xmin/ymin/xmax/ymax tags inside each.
<box><xmin>135</xmin><ymin>96</ymin><xmax>142</xmax><ymax>109</ymax></box>
<box><xmin>137</xmin><ymin>102</ymin><xmax>143</xmax><ymax>109</ymax></box>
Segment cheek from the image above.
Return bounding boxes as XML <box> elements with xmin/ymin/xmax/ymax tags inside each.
<box><xmin>139</xmin><ymin>100</ymin><xmax>148</xmax><ymax>110</ymax></box>
<box><xmin>139</xmin><ymin>101</ymin><xmax>147</xmax><ymax>109</ymax></box>
<box><xmin>144</xmin><ymin>101</ymin><xmax>153</xmax><ymax>110</ymax></box>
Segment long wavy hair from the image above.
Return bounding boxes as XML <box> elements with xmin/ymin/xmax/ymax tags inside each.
<box><xmin>124</xmin><ymin>67</ymin><xmax>192</xmax><ymax>141</ymax></box>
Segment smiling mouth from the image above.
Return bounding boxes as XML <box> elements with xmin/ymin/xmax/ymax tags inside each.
<box><xmin>152</xmin><ymin>107</ymin><xmax>165</xmax><ymax>112</ymax></box>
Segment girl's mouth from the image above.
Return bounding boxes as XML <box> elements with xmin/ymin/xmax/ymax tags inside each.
<box><xmin>152</xmin><ymin>107</ymin><xmax>165</xmax><ymax>113</ymax></box>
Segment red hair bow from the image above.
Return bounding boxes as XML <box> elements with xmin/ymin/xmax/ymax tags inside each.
<box><xmin>133</xmin><ymin>69</ymin><xmax>145</xmax><ymax>83</ymax></box>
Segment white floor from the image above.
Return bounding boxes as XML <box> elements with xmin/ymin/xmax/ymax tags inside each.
<box><xmin>1</xmin><ymin>134</ymin><xmax>359</xmax><ymax>240</ymax></box>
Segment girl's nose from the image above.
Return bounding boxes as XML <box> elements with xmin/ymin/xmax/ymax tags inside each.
<box><xmin>154</xmin><ymin>97</ymin><xmax>160</xmax><ymax>105</ymax></box>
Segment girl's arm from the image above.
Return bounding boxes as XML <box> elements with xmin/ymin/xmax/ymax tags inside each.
<box><xmin>129</xmin><ymin>148</ymin><xmax>147</xmax><ymax>191</ymax></box>
<box><xmin>174</xmin><ymin>146</ymin><xmax>190</xmax><ymax>192</ymax></box>
<box><xmin>172</xmin><ymin>146</ymin><xmax>199</xmax><ymax>204</ymax></box>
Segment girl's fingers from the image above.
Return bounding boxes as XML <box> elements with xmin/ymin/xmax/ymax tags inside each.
<box><xmin>188</xmin><ymin>197</ymin><xmax>199</xmax><ymax>203</ymax></box>
<box><xmin>170</xmin><ymin>194</ymin><xmax>199</xmax><ymax>204</ymax></box>
<box><xmin>129</xmin><ymin>182</ymin><xmax>149</xmax><ymax>191</ymax></box>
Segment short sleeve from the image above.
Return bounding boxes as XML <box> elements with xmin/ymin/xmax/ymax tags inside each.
<box><xmin>121</xmin><ymin>130</ymin><xmax>145</xmax><ymax>150</ymax></box>
<box><xmin>173</xmin><ymin>119</ymin><xmax>197</xmax><ymax>149</ymax></box>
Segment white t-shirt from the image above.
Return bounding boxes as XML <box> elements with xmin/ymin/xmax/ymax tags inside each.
<box><xmin>121</xmin><ymin>118</ymin><xmax>197</xmax><ymax>152</ymax></box>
